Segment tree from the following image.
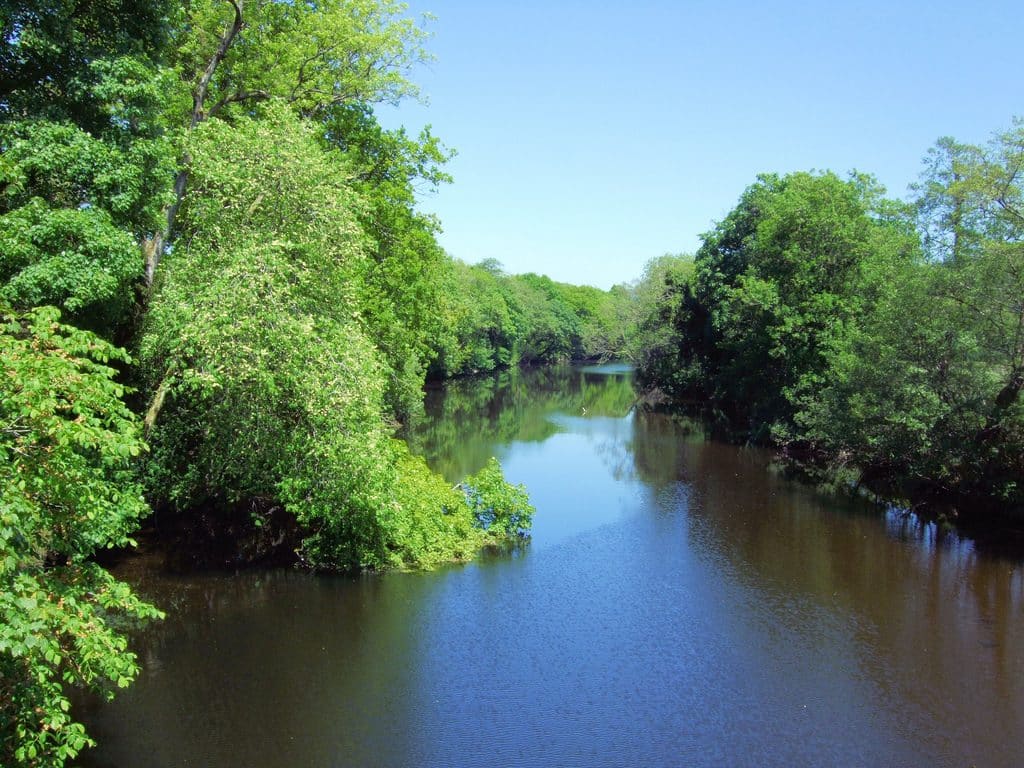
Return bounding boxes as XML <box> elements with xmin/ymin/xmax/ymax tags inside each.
<box><xmin>0</xmin><ymin>305</ymin><xmax>162</xmax><ymax>767</ymax></box>
<box><xmin>145</xmin><ymin>0</ymin><xmax>434</xmax><ymax>283</ymax></box>
<box><xmin>430</xmin><ymin>260</ymin><xmax>521</xmax><ymax>377</ymax></box>
<box><xmin>140</xmin><ymin>105</ymin><xmax>529</xmax><ymax>570</ymax></box>
<box><xmin>913</xmin><ymin>136</ymin><xmax>988</xmax><ymax>263</ymax></box>
<box><xmin>637</xmin><ymin>129</ymin><xmax>1023</xmax><ymax>512</ymax></box>
<box><xmin>0</xmin><ymin>0</ymin><xmax>173</xmax><ymax>132</ymax></box>
<box><xmin>679</xmin><ymin>172</ymin><xmax>908</xmax><ymax>436</ymax></box>
<box><xmin>1</xmin><ymin>0</ymin><xmax>175</xmax><ymax>337</ymax></box>
<box><xmin>908</xmin><ymin>121</ymin><xmax>1024</xmax><ymax>501</ymax></box>
<box><xmin>2</xmin><ymin>6</ymin><xmax>172</xmax><ymax>765</ymax></box>
<box><xmin>323</xmin><ymin>103</ymin><xmax>456</xmax><ymax>420</ymax></box>
<box><xmin>631</xmin><ymin>254</ymin><xmax>702</xmax><ymax>401</ymax></box>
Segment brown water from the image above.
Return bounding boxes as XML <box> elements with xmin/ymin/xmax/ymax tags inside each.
<box><xmin>76</xmin><ymin>364</ymin><xmax>1024</xmax><ymax>767</ymax></box>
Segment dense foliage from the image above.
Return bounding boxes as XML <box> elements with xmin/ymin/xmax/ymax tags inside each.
<box><xmin>140</xmin><ymin>105</ymin><xmax>500</xmax><ymax>570</ymax></box>
<box><xmin>2</xmin><ymin>2</ymin><xmax>173</xmax><ymax>764</ymax></box>
<box><xmin>461</xmin><ymin>457</ymin><xmax>534</xmax><ymax>540</ymax></box>
<box><xmin>0</xmin><ymin>1</ymin><xmax>175</xmax><ymax>338</ymax></box>
<box><xmin>637</xmin><ymin>126</ymin><xmax>1024</xmax><ymax>513</ymax></box>
<box><xmin>0</xmin><ymin>306</ymin><xmax>162</xmax><ymax>766</ymax></box>
<box><xmin>430</xmin><ymin>259</ymin><xmax>633</xmax><ymax>378</ymax></box>
<box><xmin>0</xmin><ymin>2</ymin><xmax>541</xmax><ymax>764</ymax></box>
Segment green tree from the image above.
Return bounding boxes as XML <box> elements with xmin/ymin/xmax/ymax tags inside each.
<box><xmin>323</xmin><ymin>103</ymin><xmax>456</xmax><ymax>419</ymax></box>
<box><xmin>630</xmin><ymin>254</ymin><xmax>699</xmax><ymax>400</ymax></box>
<box><xmin>431</xmin><ymin>260</ymin><xmax>521</xmax><ymax>377</ymax></box>
<box><xmin>506</xmin><ymin>273</ymin><xmax>581</xmax><ymax>364</ymax></box>
<box><xmin>461</xmin><ymin>457</ymin><xmax>534</xmax><ymax>540</ymax></box>
<box><xmin>675</xmin><ymin>172</ymin><xmax>909</xmax><ymax>437</ymax></box>
<box><xmin>0</xmin><ymin>0</ymin><xmax>173</xmax><ymax>132</ymax></box>
<box><xmin>906</xmin><ymin>121</ymin><xmax>1024</xmax><ymax>502</ymax></box>
<box><xmin>146</xmin><ymin>0</ymin><xmax>433</xmax><ymax>283</ymax></box>
<box><xmin>2</xmin><ymin>6</ymin><xmax>172</xmax><ymax>765</ymax></box>
<box><xmin>638</xmin><ymin>132</ymin><xmax>1023</xmax><ymax>512</ymax></box>
<box><xmin>1</xmin><ymin>0</ymin><xmax>175</xmax><ymax>336</ymax></box>
<box><xmin>430</xmin><ymin>261</ymin><xmax>634</xmax><ymax>378</ymax></box>
<box><xmin>141</xmin><ymin>105</ymin><xmax>529</xmax><ymax>570</ymax></box>
<box><xmin>0</xmin><ymin>305</ymin><xmax>162</xmax><ymax>767</ymax></box>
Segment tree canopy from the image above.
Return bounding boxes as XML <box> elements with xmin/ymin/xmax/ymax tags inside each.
<box><xmin>637</xmin><ymin>124</ymin><xmax>1024</xmax><ymax>513</ymax></box>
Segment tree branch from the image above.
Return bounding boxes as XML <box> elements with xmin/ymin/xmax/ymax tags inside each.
<box><xmin>143</xmin><ymin>364</ymin><xmax>176</xmax><ymax>435</ymax></box>
<box><xmin>146</xmin><ymin>0</ymin><xmax>245</xmax><ymax>289</ymax></box>
<box><xmin>191</xmin><ymin>0</ymin><xmax>245</xmax><ymax>128</ymax></box>
<box><xmin>207</xmin><ymin>88</ymin><xmax>271</xmax><ymax>119</ymax></box>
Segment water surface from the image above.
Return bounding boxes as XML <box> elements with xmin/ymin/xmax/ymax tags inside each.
<box><xmin>77</xmin><ymin>365</ymin><xmax>1024</xmax><ymax>767</ymax></box>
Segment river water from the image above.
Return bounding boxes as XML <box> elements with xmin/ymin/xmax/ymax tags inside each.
<box><xmin>77</xmin><ymin>364</ymin><xmax>1024</xmax><ymax>767</ymax></box>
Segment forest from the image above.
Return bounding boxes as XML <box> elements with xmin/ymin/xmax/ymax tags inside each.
<box><xmin>1</xmin><ymin>1</ymin><xmax>1022</xmax><ymax>766</ymax></box>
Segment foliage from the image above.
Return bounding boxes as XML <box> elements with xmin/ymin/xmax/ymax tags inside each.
<box><xmin>0</xmin><ymin>305</ymin><xmax>162</xmax><ymax>767</ymax></box>
<box><xmin>0</xmin><ymin>199</ymin><xmax>140</xmax><ymax>333</ymax></box>
<box><xmin>430</xmin><ymin>260</ymin><xmax>521</xmax><ymax>376</ymax></box>
<box><xmin>1</xmin><ymin>6</ymin><xmax>173</xmax><ymax>765</ymax></box>
<box><xmin>430</xmin><ymin>260</ymin><xmax>633</xmax><ymax>378</ymax></box>
<box><xmin>0</xmin><ymin>0</ymin><xmax>174</xmax><ymax>132</ymax></box>
<box><xmin>139</xmin><ymin>105</ymin><xmax>529</xmax><ymax>571</ymax></box>
<box><xmin>791</xmin><ymin>125</ymin><xmax>1024</xmax><ymax>504</ymax></box>
<box><xmin>636</xmin><ymin>172</ymin><xmax>913</xmax><ymax>431</ymax></box>
<box><xmin>461</xmin><ymin>457</ymin><xmax>534</xmax><ymax>540</ymax></box>
<box><xmin>172</xmin><ymin>0</ymin><xmax>431</xmax><ymax>125</ymax></box>
<box><xmin>637</xmin><ymin>126</ymin><xmax>1024</xmax><ymax>512</ymax></box>
<box><xmin>1</xmin><ymin>0</ymin><xmax>175</xmax><ymax>337</ymax></box>
<box><xmin>324</xmin><ymin>103</ymin><xmax>456</xmax><ymax>420</ymax></box>
<box><xmin>162</xmin><ymin>2</ymin><xmax>452</xmax><ymax>424</ymax></box>
<box><xmin>630</xmin><ymin>253</ymin><xmax>698</xmax><ymax>400</ymax></box>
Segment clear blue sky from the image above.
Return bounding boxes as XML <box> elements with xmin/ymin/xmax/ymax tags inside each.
<box><xmin>379</xmin><ymin>0</ymin><xmax>1024</xmax><ymax>289</ymax></box>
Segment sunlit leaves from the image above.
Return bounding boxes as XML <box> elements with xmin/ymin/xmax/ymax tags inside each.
<box><xmin>639</xmin><ymin>125</ymin><xmax>1024</xmax><ymax>509</ymax></box>
<box><xmin>430</xmin><ymin>261</ymin><xmax>631</xmax><ymax>379</ymax></box>
<box><xmin>174</xmin><ymin>0</ymin><xmax>432</xmax><ymax>123</ymax></box>
<box><xmin>461</xmin><ymin>457</ymin><xmax>534</xmax><ymax>540</ymax></box>
<box><xmin>141</xmin><ymin>102</ymin><xmax>529</xmax><ymax>571</ymax></box>
<box><xmin>0</xmin><ymin>305</ymin><xmax>162</xmax><ymax>767</ymax></box>
<box><xmin>0</xmin><ymin>201</ymin><xmax>140</xmax><ymax>332</ymax></box>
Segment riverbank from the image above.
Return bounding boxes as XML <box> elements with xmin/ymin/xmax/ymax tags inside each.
<box><xmin>635</xmin><ymin>389</ymin><xmax>1024</xmax><ymax>553</ymax></box>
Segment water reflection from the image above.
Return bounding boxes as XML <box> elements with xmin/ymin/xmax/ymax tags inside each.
<box><xmin>410</xmin><ymin>364</ymin><xmax>637</xmax><ymax>481</ymax></box>
<box><xmin>630</xmin><ymin>408</ymin><xmax>1024</xmax><ymax>766</ymax></box>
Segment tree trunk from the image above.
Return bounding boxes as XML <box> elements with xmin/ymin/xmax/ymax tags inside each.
<box><xmin>142</xmin><ymin>0</ymin><xmax>244</xmax><ymax>289</ymax></box>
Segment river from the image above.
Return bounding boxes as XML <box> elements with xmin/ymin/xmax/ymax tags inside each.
<box><xmin>76</xmin><ymin>364</ymin><xmax>1024</xmax><ymax>767</ymax></box>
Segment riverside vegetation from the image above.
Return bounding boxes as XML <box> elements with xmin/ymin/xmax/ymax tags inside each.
<box><xmin>0</xmin><ymin>2</ymin><xmax>613</xmax><ymax>764</ymax></box>
<box><xmin>634</xmin><ymin>131</ymin><xmax>1024</xmax><ymax>515</ymax></box>
<box><xmin>1</xmin><ymin>2</ymin><xmax>1022</xmax><ymax>766</ymax></box>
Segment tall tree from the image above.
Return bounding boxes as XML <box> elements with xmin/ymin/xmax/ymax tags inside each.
<box><xmin>323</xmin><ymin>103</ymin><xmax>456</xmax><ymax>419</ymax></box>
<box><xmin>145</xmin><ymin>0</ymin><xmax>432</xmax><ymax>284</ymax></box>
<box><xmin>1</xmin><ymin>0</ymin><xmax>175</xmax><ymax>336</ymax></box>
<box><xmin>680</xmin><ymin>172</ymin><xmax>909</xmax><ymax>436</ymax></box>
<box><xmin>912</xmin><ymin>122</ymin><xmax>1024</xmax><ymax>499</ymax></box>
<box><xmin>2</xmin><ymin>4</ymin><xmax>172</xmax><ymax>764</ymax></box>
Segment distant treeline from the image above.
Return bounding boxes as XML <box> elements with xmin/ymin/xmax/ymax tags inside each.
<box><xmin>429</xmin><ymin>259</ymin><xmax>633</xmax><ymax>378</ymax></box>
<box><xmin>634</xmin><ymin>124</ymin><xmax>1024</xmax><ymax>516</ymax></box>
